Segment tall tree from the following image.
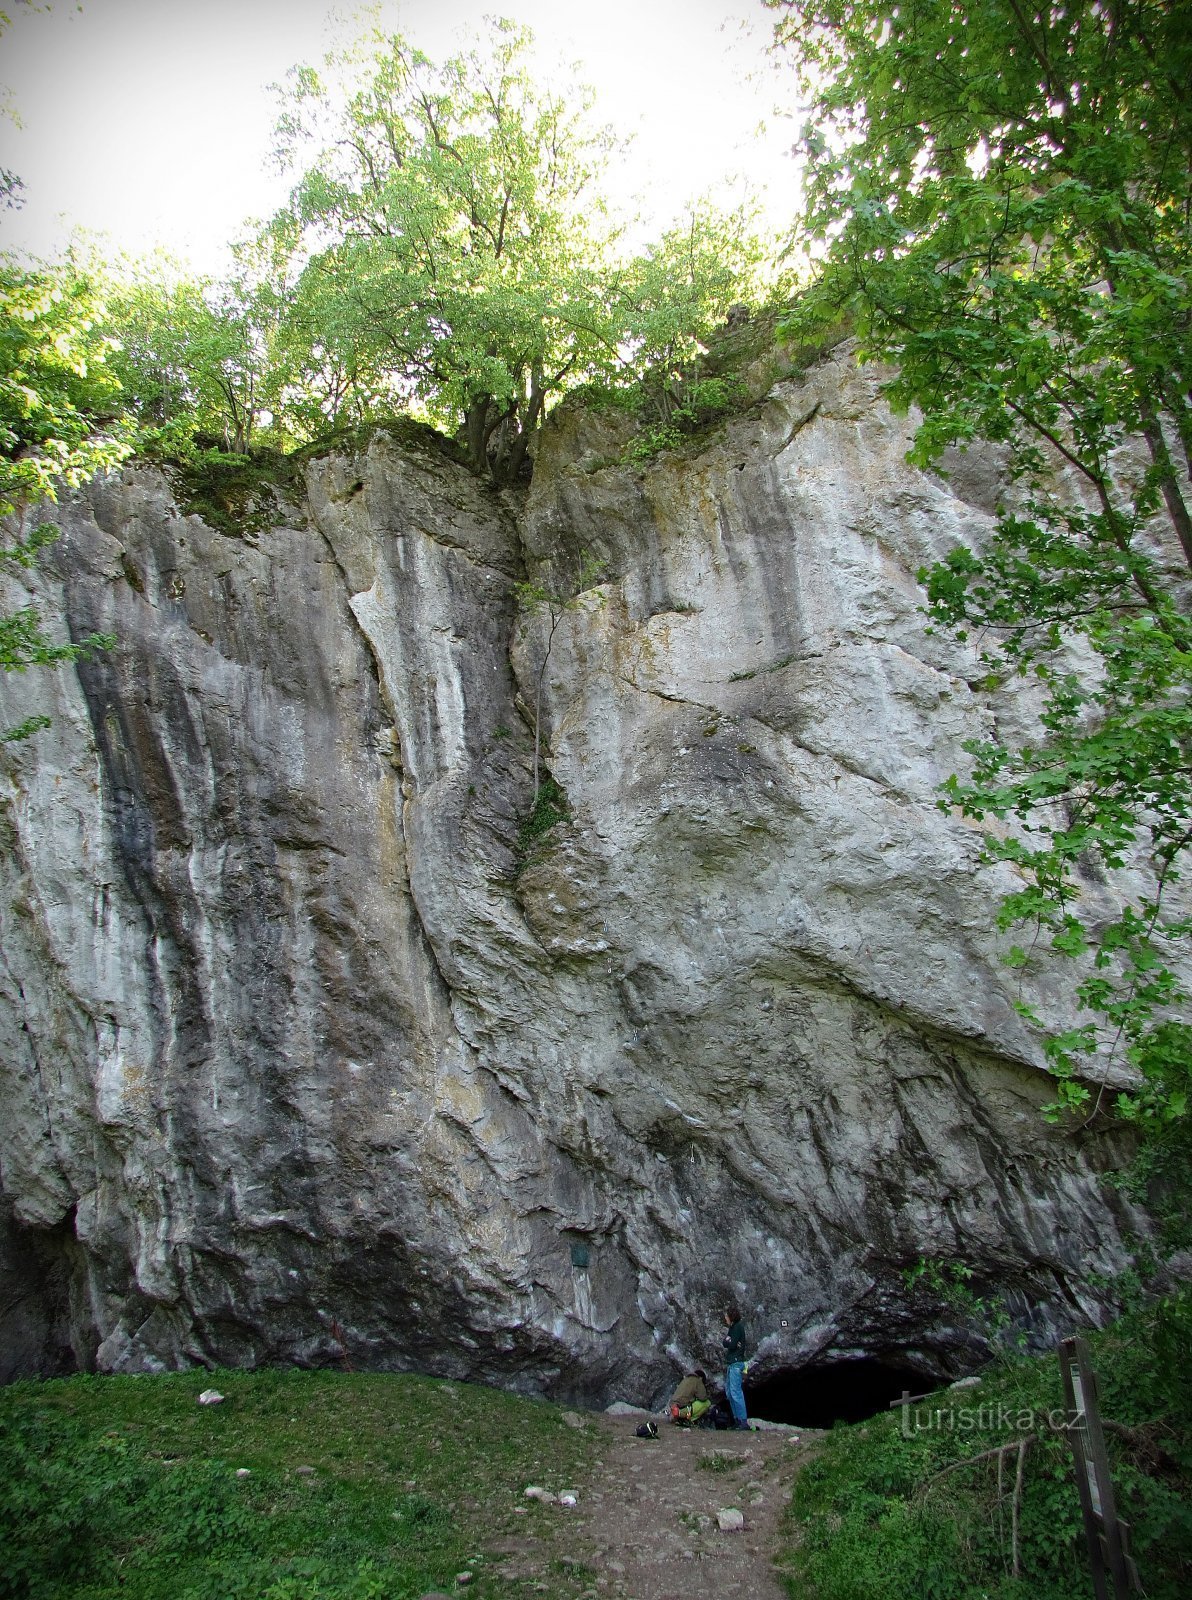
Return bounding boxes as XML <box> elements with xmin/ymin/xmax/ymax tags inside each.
<box><xmin>266</xmin><ymin>19</ymin><xmax>621</xmax><ymax>485</ymax></box>
<box><xmin>100</xmin><ymin>258</ymin><xmax>277</xmax><ymax>457</ymax></box>
<box><xmin>770</xmin><ymin>0</ymin><xmax>1192</xmax><ymax>1124</ymax></box>
<box><xmin>616</xmin><ymin>198</ymin><xmax>772</xmax><ymax>424</ymax></box>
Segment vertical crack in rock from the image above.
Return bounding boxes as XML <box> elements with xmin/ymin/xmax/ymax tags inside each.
<box><xmin>306</xmin><ymin>505</ymin><xmax>457</xmax><ymax>1015</ymax></box>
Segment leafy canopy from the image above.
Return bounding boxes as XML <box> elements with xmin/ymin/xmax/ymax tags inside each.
<box><xmin>97</xmin><ymin>247</ymin><xmax>286</xmax><ymax>460</ymax></box>
<box><xmin>770</xmin><ymin>0</ymin><xmax>1192</xmax><ymax>1126</ymax></box>
<box><xmin>0</xmin><ymin>258</ymin><xmax>124</xmax><ymax>737</ymax></box>
<box><xmin>264</xmin><ymin>18</ymin><xmax>621</xmax><ymax>484</ymax></box>
<box><xmin>261</xmin><ymin>18</ymin><xmax>771</xmax><ymax>481</ymax></box>
<box><xmin>56</xmin><ymin>22</ymin><xmax>771</xmax><ymax>483</ymax></box>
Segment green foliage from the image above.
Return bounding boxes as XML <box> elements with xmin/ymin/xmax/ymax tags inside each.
<box><xmin>0</xmin><ymin>257</ymin><xmax>125</xmax><ymax>736</ymax></box>
<box><xmin>262</xmin><ymin>23</ymin><xmax>771</xmax><ymax>483</ymax></box>
<box><xmin>728</xmin><ymin>651</ymin><xmax>796</xmax><ymax>684</ymax></box>
<box><xmin>771</xmin><ymin>0</ymin><xmax>1192</xmax><ymax>1134</ymax></box>
<box><xmin>0</xmin><ymin>261</ymin><xmax>126</xmax><ymax>515</ymax></box>
<box><xmin>613</xmin><ymin>201</ymin><xmax>775</xmax><ymax>419</ymax></box>
<box><xmin>0</xmin><ymin>1368</ymin><xmax>597</xmax><ymax>1600</ymax></box>
<box><xmin>264</xmin><ymin>19</ymin><xmax>621</xmax><ymax>485</ymax></box>
<box><xmin>0</xmin><ymin>1406</ymin><xmax>258</xmax><ymax>1599</ymax></box>
<box><xmin>515</xmin><ymin>773</ymin><xmax>569</xmax><ymax>866</ymax></box>
<box><xmin>97</xmin><ymin>252</ymin><xmax>283</xmax><ymax>458</ymax></box>
<box><xmin>1113</xmin><ymin>1110</ymin><xmax>1192</xmax><ymax>1255</ymax></box>
<box><xmin>9</xmin><ymin>29</ymin><xmax>768</xmax><ymax>502</ymax></box>
<box><xmin>622</xmin><ymin>375</ymin><xmax>747</xmax><ymax>463</ymax></box>
<box><xmin>902</xmin><ymin>1258</ymin><xmax>1023</xmax><ymax>1349</ymax></box>
<box><xmin>168</xmin><ymin>445</ymin><xmax>296</xmax><ymax>539</ymax></box>
<box><xmin>782</xmin><ymin>1291</ymin><xmax>1192</xmax><ymax>1600</ymax></box>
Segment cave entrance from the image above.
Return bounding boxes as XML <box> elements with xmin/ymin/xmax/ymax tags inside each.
<box><xmin>747</xmin><ymin>1357</ymin><xmax>927</xmax><ymax>1428</ymax></box>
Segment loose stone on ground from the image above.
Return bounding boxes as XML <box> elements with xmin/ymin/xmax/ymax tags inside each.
<box><xmin>486</xmin><ymin>1412</ymin><xmax>817</xmax><ymax>1599</ymax></box>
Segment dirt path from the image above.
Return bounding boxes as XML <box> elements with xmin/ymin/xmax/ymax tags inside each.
<box><xmin>481</xmin><ymin>1413</ymin><xmax>819</xmax><ymax>1600</ymax></box>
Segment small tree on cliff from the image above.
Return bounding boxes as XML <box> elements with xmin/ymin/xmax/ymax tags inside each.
<box><xmin>616</xmin><ymin>198</ymin><xmax>772</xmax><ymax>426</ymax></box>
<box><xmin>769</xmin><ymin>0</ymin><xmax>1192</xmax><ymax>1136</ymax></box>
<box><xmin>265</xmin><ymin>19</ymin><xmax>621</xmax><ymax>485</ymax></box>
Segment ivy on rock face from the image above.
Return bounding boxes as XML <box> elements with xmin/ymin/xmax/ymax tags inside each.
<box><xmin>770</xmin><ymin>0</ymin><xmax>1192</xmax><ymax>1127</ymax></box>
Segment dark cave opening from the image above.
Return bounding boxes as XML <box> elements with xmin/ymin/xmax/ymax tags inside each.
<box><xmin>746</xmin><ymin>1357</ymin><xmax>930</xmax><ymax>1428</ymax></box>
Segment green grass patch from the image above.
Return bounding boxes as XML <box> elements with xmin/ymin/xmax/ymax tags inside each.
<box><xmin>780</xmin><ymin>1290</ymin><xmax>1192</xmax><ymax>1600</ymax></box>
<box><xmin>0</xmin><ymin>1368</ymin><xmax>598</xmax><ymax>1600</ymax></box>
<box><xmin>728</xmin><ymin>651</ymin><xmax>797</xmax><ymax>684</ymax></box>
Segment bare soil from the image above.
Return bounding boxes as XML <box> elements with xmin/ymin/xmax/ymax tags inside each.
<box><xmin>480</xmin><ymin>1413</ymin><xmax>820</xmax><ymax>1600</ymax></box>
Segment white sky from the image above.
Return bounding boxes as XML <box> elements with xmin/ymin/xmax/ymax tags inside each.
<box><xmin>0</xmin><ymin>0</ymin><xmax>803</xmax><ymax>275</ymax></box>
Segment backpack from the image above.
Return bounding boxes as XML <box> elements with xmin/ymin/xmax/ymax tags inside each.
<box><xmin>698</xmin><ymin>1402</ymin><xmax>733</xmax><ymax>1431</ymax></box>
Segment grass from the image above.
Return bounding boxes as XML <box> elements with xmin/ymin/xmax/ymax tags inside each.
<box><xmin>779</xmin><ymin>1289</ymin><xmax>1192</xmax><ymax>1600</ymax></box>
<box><xmin>0</xmin><ymin>1368</ymin><xmax>600</xmax><ymax>1600</ymax></box>
<box><xmin>8</xmin><ymin>1294</ymin><xmax>1188</xmax><ymax>1600</ymax></box>
<box><xmin>728</xmin><ymin>651</ymin><xmax>797</xmax><ymax>684</ymax></box>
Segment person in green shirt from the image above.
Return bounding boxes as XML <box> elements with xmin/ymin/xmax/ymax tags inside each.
<box><xmin>721</xmin><ymin>1305</ymin><xmax>750</xmax><ymax>1430</ymax></box>
<box><xmin>668</xmin><ymin>1369</ymin><xmax>711</xmax><ymax>1424</ymax></box>
<box><xmin>670</xmin><ymin>1369</ymin><xmax>709</xmax><ymax>1409</ymax></box>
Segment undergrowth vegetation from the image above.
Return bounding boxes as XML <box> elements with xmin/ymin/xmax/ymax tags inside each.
<box><xmin>166</xmin><ymin>446</ymin><xmax>298</xmax><ymax>539</ymax></box>
<box><xmin>620</xmin><ymin>375</ymin><xmax>748</xmax><ymax>463</ymax></box>
<box><xmin>514</xmin><ymin>774</ymin><xmax>569</xmax><ymax>870</ymax></box>
<box><xmin>780</xmin><ymin>1290</ymin><xmax>1192</xmax><ymax>1600</ymax></box>
<box><xmin>0</xmin><ymin>1368</ymin><xmax>596</xmax><ymax>1600</ymax></box>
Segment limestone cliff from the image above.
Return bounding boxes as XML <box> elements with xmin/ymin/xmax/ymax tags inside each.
<box><xmin>0</xmin><ymin>344</ymin><xmax>1152</xmax><ymax>1399</ymax></box>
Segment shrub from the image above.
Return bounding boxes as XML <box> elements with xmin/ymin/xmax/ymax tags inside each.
<box><xmin>782</xmin><ymin>1291</ymin><xmax>1192</xmax><ymax>1600</ymax></box>
<box><xmin>622</xmin><ymin>375</ymin><xmax>748</xmax><ymax>463</ymax></box>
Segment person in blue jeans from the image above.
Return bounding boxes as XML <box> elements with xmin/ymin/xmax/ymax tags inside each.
<box><xmin>721</xmin><ymin>1304</ymin><xmax>750</xmax><ymax>1429</ymax></box>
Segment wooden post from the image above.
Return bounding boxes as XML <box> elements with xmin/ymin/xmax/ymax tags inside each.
<box><xmin>1059</xmin><ymin>1337</ymin><xmax>1142</xmax><ymax>1598</ymax></box>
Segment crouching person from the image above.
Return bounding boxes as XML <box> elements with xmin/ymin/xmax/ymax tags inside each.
<box><xmin>668</xmin><ymin>1369</ymin><xmax>711</xmax><ymax>1426</ymax></box>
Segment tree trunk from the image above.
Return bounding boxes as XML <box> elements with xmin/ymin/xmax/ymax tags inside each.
<box><xmin>463</xmin><ymin>397</ymin><xmax>491</xmax><ymax>477</ymax></box>
<box><xmin>502</xmin><ymin>375</ymin><xmax>545</xmax><ymax>486</ymax></box>
<box><xmin>1140</xmin><ymin>404</ymin><xmax>1192</xmax><ymax>570</ymax></box>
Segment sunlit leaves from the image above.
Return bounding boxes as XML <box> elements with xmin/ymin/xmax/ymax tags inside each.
<box><xmin>614</xmin><ymin>199</ymin><xmax>774</xmax><ymax>423</ymax></box>
<box><xmin>0</xmin><ymin>259</ymin><xmax>125</xmax><ymax>732</ymax></box>
<box><xmin>265</xmin><ymin>20</ymin><xmax>622</xmax><ymax>482</ymax></box>
<box><xmin>0</xmin><ymin>261</ymin><xmax>126</xmax><ymax>518</ymax></box>
<box><xmin>264</xmin><ymin>21</ymin><xmax>771</xmax><ymax>481</ymax></box>
<box><xmin>771</xmin><ymin>0</ymin><xmax>1192</xmax><ymax>1125</ymax></box>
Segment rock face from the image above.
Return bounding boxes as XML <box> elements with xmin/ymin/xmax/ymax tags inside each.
<box><xmin>0</xmin><ymin>345</ymin><xmax>1150</xmax><ymax>1399</ymax></box>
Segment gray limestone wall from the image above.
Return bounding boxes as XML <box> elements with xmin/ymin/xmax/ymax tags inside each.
<box><xmin>0</xmin><ymin>345</ymin><xmax>1154</xmax><ymax>1401</ymax></box>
